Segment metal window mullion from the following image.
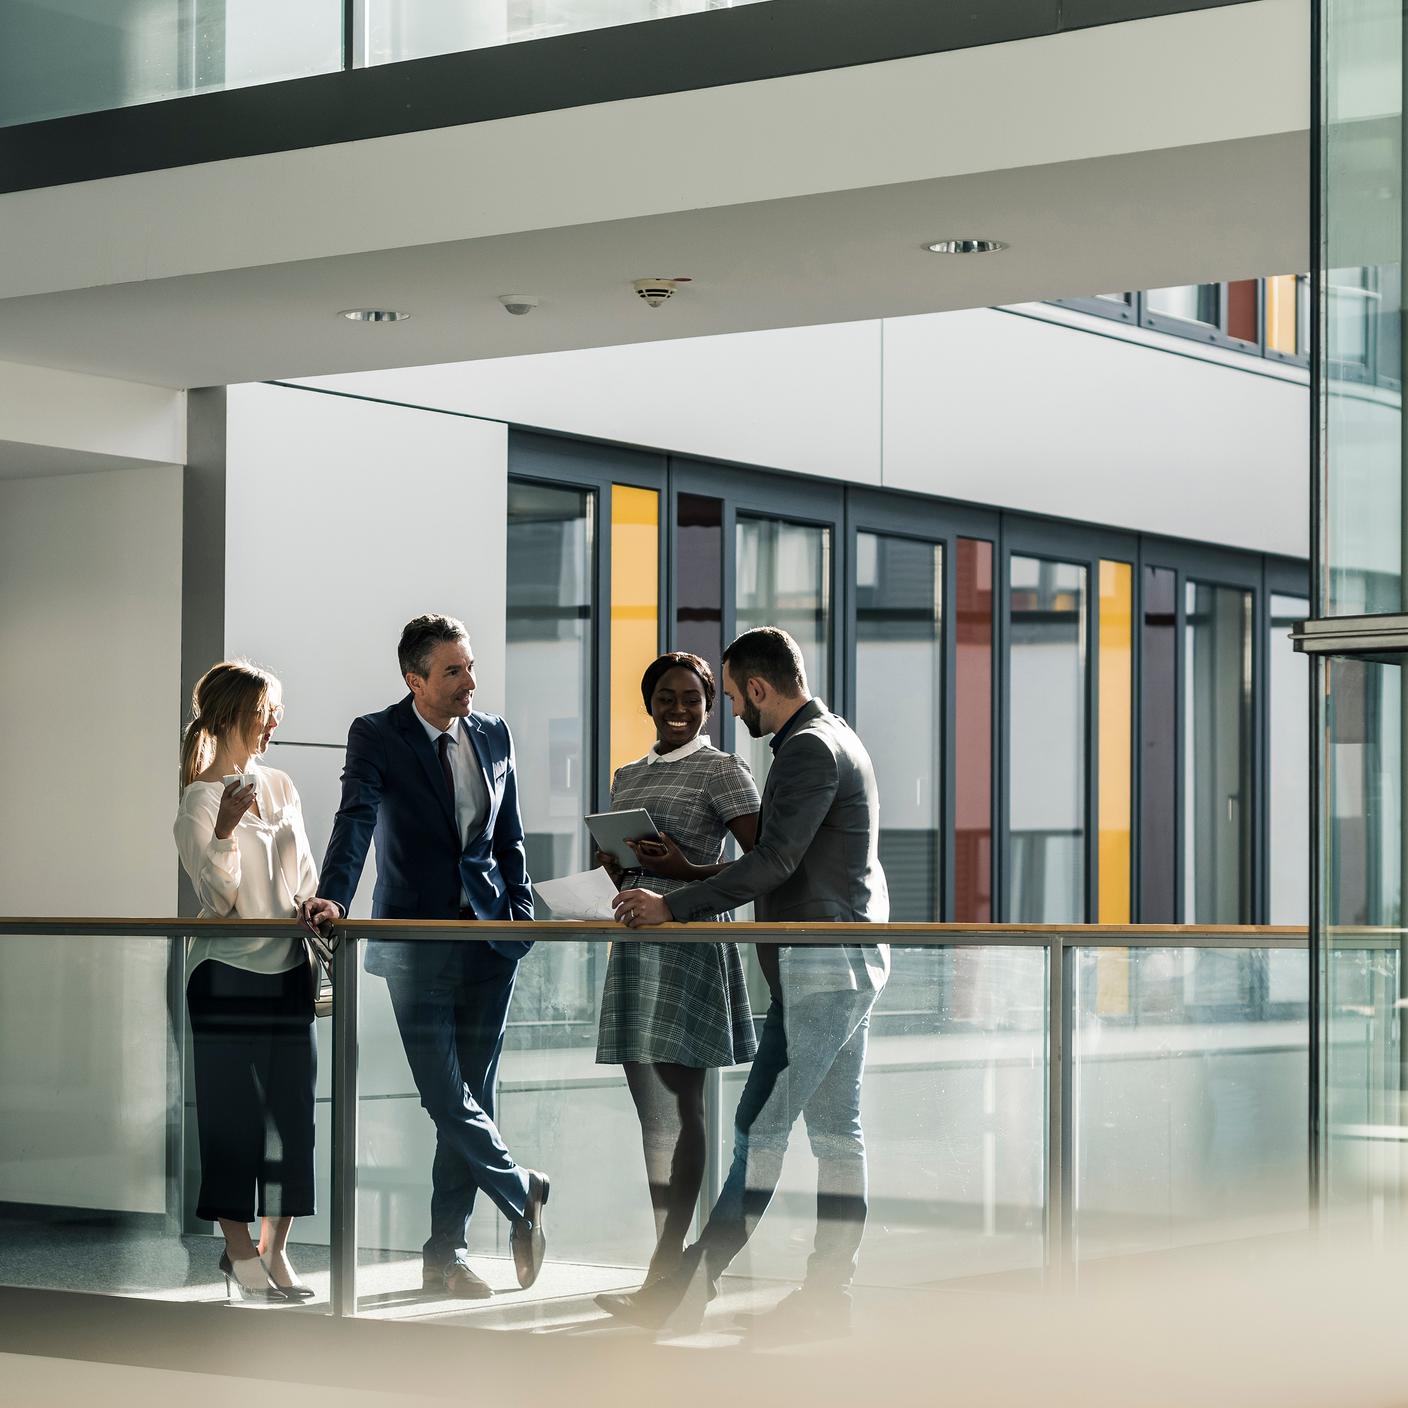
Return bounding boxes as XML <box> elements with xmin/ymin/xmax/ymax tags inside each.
<box><xmin>1045</xmin><ymin>935</ymin><xmax>1066</xmax><ymax>1281</ymax></box>
<box><xmin>329</xmin><ymin>936</ymin><xmax>360</xmax><ymax>1318</ymax></box>
<box><xmin>1086</xmin><ymin>555</ymin><xmax>1099</xmax><ymax>925</ymax></box>
<box><xmin>942</xmin><ymin>530</ymin><xmax>956</xmax><ymax>922</ymax></box>
<box><xmin>996</xmin><ymin>518</ymin><xmax>1011</xmax><ymax>923</ymax></box>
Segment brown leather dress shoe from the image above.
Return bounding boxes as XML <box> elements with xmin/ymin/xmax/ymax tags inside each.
<box><xmin>509</xmin><ymin>1170</ymin><xmax>550</xmax><ymax>1289</ymax></box>
<box><xmin>422</xmin><ymin>1262</ymin><xmax>494</xmax><ymax>1299</ymax></box>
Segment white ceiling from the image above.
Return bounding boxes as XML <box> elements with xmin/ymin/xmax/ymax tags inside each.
<box><xmin>0</xmin><ymin>0</ymin><xmax>1309</xmax><ymax>391</ymax></box>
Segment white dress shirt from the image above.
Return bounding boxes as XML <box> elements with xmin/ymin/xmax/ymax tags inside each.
<box><xmin>174</xmin><ymin>761</ymin><xmax>318</xmax><ymax>975</ymax></box>
<box><xmin>414</xmin><ymin>704</ymin><xmax>489</xmax><ymax>907</ymax></box>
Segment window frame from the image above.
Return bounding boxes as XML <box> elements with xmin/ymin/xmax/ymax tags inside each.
<box><xmin>847</xmin><ymin>488</ymin><xmax>999</xmax><ymax>922</ymax></box>
<box><xmin>503</xmin><ymin>428</ymin><xmax>1310</xmax><ymax>942</ymax></box>
<box><xmin>669</xmin><ymin>458</ymin><xmax>846</xmax><ymax>757</ymax></box>
<box><xmin>508</xmin><ymin>430</ymin><xmax>667</xmax><ymax>819</ymax></box>
<box><xmin>1000</xmin><ymin>517</ymin><xmax>1139</xmax><ymax>926</ymax></box>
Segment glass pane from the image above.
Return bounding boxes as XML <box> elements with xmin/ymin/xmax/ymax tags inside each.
<box><xmin>1009</xmin><ymin>556</ymin><xmax>1088</xmax><ymax>923</ymax></box>
<box><xmin>1324</xmin><ymin>656</ymin><xmax>1402</xmax><ymax>931</ymax></box>
<box><xmin>675</xmin><ymin>493</ymin><xmax>724</xmax><ymax>748</ymax></box>
<box><xmin>609</xmin><ymin>485</ymin><xmax>659</xmax><ymax>774</ymax></box>
<box><xmin>1226</xmin><ymin>279</ymin><xmax>1258</xmax><ymax>344</ymax></box>
<box><xmin>0</xmin><ymin>932</ymin><xmax>335</xmax><ymax>1308</ymax></box>
<box><xmin>354</xmin><ymin>937</ymin><xmax>635</xmax><ymax>1314</ymax></box>
<box><xmin>1265</xmin><ymin>274</ymin><xmax>1299</xmax><ymax>355</ymax></box>
<box><xmin>1327</xmin><ymin>272</ymin><xmax>1374</xmax><ymax>371</ymax></box>
<box><xmin>1323</xmin><ymin>0</ymin><xmax>1402</xmax><ymax>614</ymax></box>
<box><xmin>734</xmin><ymin>515</ymin><xmax>831</xmax><ymax>787</ymax></box>
<box><xmin>1325</xmin><ymin>268</ymin><xmax>1400</xmax><ymax>613</ymax></box>
<box><xmin>356</xmin><ymin>0</ymin><xmax>772</xmax><ymax>65</ymax></box>
<box><xmin>1071</xmin><ymin>944</ymin><xmax>1309</xmax><ymax>1261</ymax></box>
<box><xmin>1147</xmin><ymin>284</ymin><xmax>1220</xmax><ymax>327</ymax></box>
<box><xmin>855</xmin><ymin>534</ymin><xmax>942</xmax><ymax>922</ymax></box>
<box><xmin>1098</xmin><ymin>561</ymin><xmax>1132</xmax><ymax>925</ymax></box>
<box><xmin>723</xmin><ymin>943</ymin><xmax>1048</xmax><ymax>1288</ymax></box>
<box><xmin>0</xmin><ymin>1</ymin><xmax>342</xmax><ymax>127</ymax></box>
<box><xmin>954</xmin><ymin>539</ymin><xmax>995</xmax><ymax>923</ymax></box>
<box><xmin>352</xmin><ymin>936</ymin><xmax>1047</xmax><ymax>1316</ymax></box>
<box><xmin>1269</xmin><ymin>594</ymin><xmax>1311</xmax><ymax>925</ymax></box>
<box><xmin>1183</xmin><ymin>582</ymin><xmax>1254</xmax><ymax>924</ymax></box>
<box><xmin>1140</xmin><ymin>566</ymin><xmax>1178</xmax><ymax>922</ymax></box>
<box><xmin>1322</xmin><ymin>656</ymin><xmax>1407</xmax><ymax>1214</ymax></box>
<box><xmin>506</xmin><ymin>480</ymin><xmax>594</xmax><ymax>882</ymax></box>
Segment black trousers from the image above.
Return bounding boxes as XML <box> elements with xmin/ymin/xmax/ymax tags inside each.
<box><xmin>186</xmin><ymin>959</ymin><xmax>317</xmax><ymax>1223</ymax></box>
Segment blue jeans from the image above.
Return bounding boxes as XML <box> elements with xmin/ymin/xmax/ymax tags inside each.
<box><xmin>385</xmin><ymin>950</ymin><xmax>529</xmax><ymax>1267</ymax></box>
<box><xmin>695</xmin><ymin>986</ymin><xmax>877</xmax><ymax>1293</ymax></box>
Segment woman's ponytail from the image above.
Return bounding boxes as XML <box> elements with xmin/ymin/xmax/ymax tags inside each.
<box><xmin>179</xmin><ymin>715</ymin><xmax>213</xmax><ymax>788</ymax></box>
<box><xmin>179</xmin><ymin>660</ymin><xmax>278</xmax><ymax>788</ymax></box>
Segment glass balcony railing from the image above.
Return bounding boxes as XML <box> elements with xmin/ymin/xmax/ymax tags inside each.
<box><xmin>0</xmin><ymin>1</ymin><xmax>344</xmax><ymax>128</ymax></box>
<box><xmin>0</xmin><ymin>918</ymin><xmax>1311</xmax><ymax>1329</ymax></box>
<box><xmin>351</xmin><ymin>1</ymin><xmax>773</xmax><ymax>69</ymax></box>
<box><xmin>0</xmin><ymin>0</ymin><xmax>773</xmax><ymax>130</ymax></box>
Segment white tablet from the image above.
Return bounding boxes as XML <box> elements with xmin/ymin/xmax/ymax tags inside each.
<box><xmin>585</xmin><ymin>809</ymin><xmax>661</xmax><ymax>871</ymax></box>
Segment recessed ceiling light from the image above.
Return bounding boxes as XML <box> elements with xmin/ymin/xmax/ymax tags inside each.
<box><xmin>926</xmin><ymin>239</ymin><xmax>1008</xmax><ymax>255</ymax></box>
<box><xmin>338</xmin><ymin>308</ymin><xmax>411</xmax><ymax>322</ymax></box>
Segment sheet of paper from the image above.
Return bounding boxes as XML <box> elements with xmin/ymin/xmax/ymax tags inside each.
<box><xmin>532</xmin><ymin>866</ymin><xmax>621</xmax><ymax>921</ymax></box>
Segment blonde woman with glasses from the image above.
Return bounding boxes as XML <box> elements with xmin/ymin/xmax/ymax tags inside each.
<box><xmin>174</xmin><ymin>660</ymin><xmax>320</xmax><ymax>1304</ymax></box>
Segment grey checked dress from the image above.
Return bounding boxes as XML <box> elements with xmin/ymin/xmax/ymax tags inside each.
<box><xmin>596</xmin><ymin>741</ymin><xmax>760</xmax><ymax>1067</ymax></box>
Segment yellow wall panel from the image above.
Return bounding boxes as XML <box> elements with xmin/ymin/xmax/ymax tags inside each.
<box><xmin>1098</xmin><ymin>559</ymin><xmax>1133</xmax><ymax>943</ymax></box>
<box><xmin>1265</xmin><ymin>274</ymin><xmax>1297</xmax><ymax>356</ymax></box>
<box><xmin>610</xmin><ymin>485</ymin><xmax>660</xmax><ymax>775</ymax></box>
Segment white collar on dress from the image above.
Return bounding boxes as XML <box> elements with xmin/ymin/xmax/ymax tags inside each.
<box><xmin>645</xmin><ymin>734</ymin><xmax>710</xmax><ymax>766</ymax></box>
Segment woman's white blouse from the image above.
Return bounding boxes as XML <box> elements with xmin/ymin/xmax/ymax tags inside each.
<box><xmin>174</xmin><ymin>761</ymin><xmax>318</xmax><ymax>976</ymax></box>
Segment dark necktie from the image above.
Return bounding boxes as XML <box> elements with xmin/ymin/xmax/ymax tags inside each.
<box><xmin>436</xmin><ymin>732</ymin><xmax>456</xmax><ymax>809</ymax></box>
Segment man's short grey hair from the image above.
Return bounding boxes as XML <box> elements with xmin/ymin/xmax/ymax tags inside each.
<box><xmin>398</xmin><ymin>614</ymin><xmax>469</xmax><ymax>680</ymax></box>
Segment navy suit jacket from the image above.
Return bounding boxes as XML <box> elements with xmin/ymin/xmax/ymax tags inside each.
<box><xmin>317</xmin><ymin>694</ymin><xmax>534</xmax><ymax>980</ymax></box>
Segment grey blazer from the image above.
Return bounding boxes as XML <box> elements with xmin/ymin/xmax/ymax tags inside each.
<box><xmin>665</xmin><ymin>699</ymin><xmax>890</xmax><ymax>996</ymax></box>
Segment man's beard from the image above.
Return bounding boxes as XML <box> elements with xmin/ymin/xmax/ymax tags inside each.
<box><xmin>740</xmin><ymin>698</ymin><xmax>765</xmax><ymax>738</ymax></box>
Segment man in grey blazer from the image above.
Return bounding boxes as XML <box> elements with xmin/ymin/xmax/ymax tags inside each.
<box><xmin>608</xmin><ymin>626</ymin><xmax>889</xmax><ymax>1337</ymax></box>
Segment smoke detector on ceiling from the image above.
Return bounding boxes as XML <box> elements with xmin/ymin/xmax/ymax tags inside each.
<box><xmin>633</xmin><ymin>277</ymin><xmax>692</xmax><ymax>308</ymax></box>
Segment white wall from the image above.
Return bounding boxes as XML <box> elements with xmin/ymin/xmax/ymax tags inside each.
<box><xmin>0</xmin><ymin>359</ymin><xmax>185</xmax><ymax>478</ymax></box>
<box><xmin>224</xmin><ymin>382</ymin><xmax>509</xmax><ymax>742</ymax></box>
<box><xmin>299</xmin><ymin>306</ymin><xmax>1308</xmax><ymax>559</ymax></box>
<box><xmin>0</xmin><ymin>462</ymin><xmax>183</xmax><ymax>1212</ymax></box>
<box><xmin>882</xmin><ymin>310</ymin><xmax>1308</xmax><ymax>558</ymax></box>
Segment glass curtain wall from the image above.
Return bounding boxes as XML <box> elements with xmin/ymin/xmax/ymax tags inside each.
<box><xmin>734</xmin><ymin>515</ymin><xmax>831</xmax><ymax>787</ymax></box>
<box><xmin>1008</xmin><ymin>556</ymin><xmax>1088</xmax><ymax>923</ymax></box>
<box><xmin>855</xmin><ymin>533</ymin><xmax>943</xmax><ymax>922</ymax></box>
<box><xmin>1319</xmin><ymin>0</ymin><xmax>1408</xmax><ymax>1220</ymax></box>
<box><xmin>1183</xmin><ymin>583</ymin><xmax>1254</xmax><ymax>924</ymax></box>
<box><xmin>506</xmin><ymin>481</ymin><xmax>597</xmax><ymax>1029</ymax></box>
<box><xmin>675</xmin><ymin>494</ymin><xmax>725</xmax><ymax>747</ymax></box>
<box><xmin>955</xmin><ymin>539</ymin><xmax>996</xmax><ymax>923</ymax></box>
<box><xmin>1141</xmin><ymin>567</ymin><xmax>1179</xmax><ymax>922</ymax></box>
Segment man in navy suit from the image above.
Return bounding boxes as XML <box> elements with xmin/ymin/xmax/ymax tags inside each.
<box><xmin>299</xmin><ymin>614</ymin><xmax>549</xmax><ymax>1298</ymax></box>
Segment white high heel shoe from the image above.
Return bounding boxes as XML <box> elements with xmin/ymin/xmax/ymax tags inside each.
<box><xmin>260</xmin><ymin>1251</ymin><xmax>315</xmax><ymax>1300</ymax></box>
<box><xmin>219</xmin><ymin>1250</ymin><xmax>285</xmax><ymax>1303</ymax></box>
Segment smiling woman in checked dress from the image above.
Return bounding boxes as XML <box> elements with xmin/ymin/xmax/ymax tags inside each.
<box><xmin>594</xmin><ymin>651</ymin><xmax>760</xmax><ymax>1291</ymax></box>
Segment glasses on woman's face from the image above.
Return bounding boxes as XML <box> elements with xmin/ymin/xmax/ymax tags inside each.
<box><xmin>260</xmin><ymin>703</ymin><xmax>286</xmax><ymax>726</ymax></box>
